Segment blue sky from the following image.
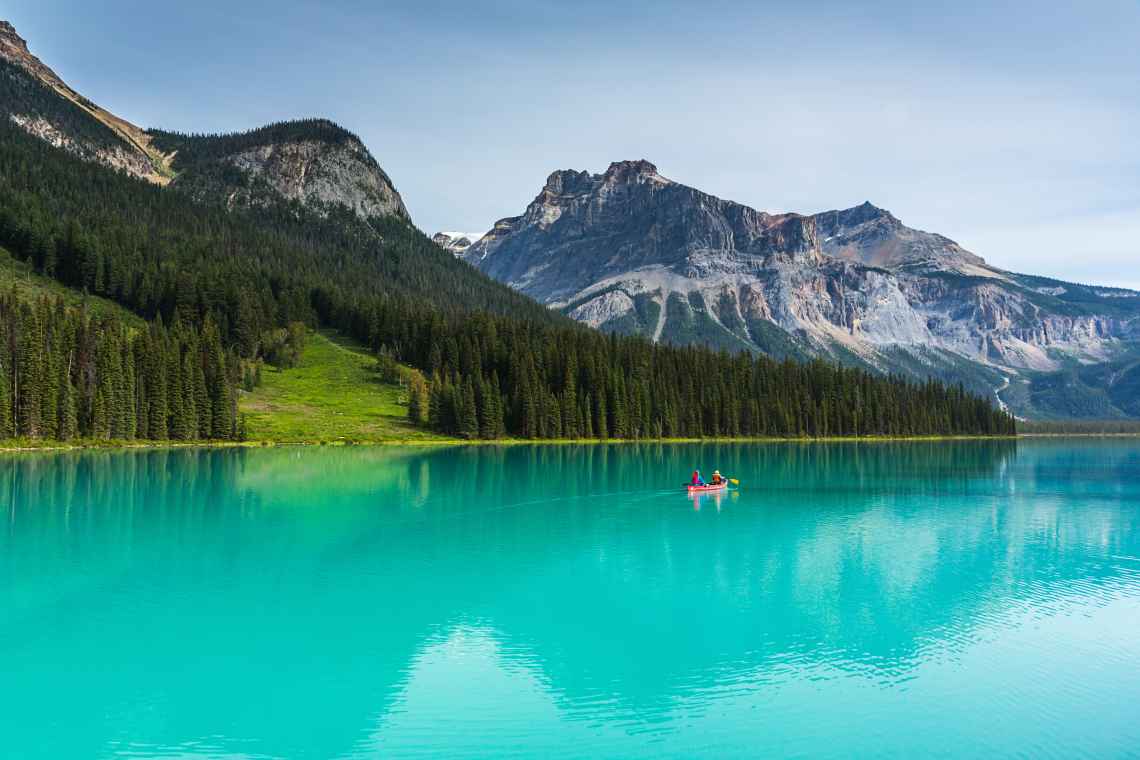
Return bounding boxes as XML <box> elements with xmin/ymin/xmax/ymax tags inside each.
<box><xmin>7</xmin><ymin>0</ymin><xmax>1140</xmax><ymax>288</ymax></box>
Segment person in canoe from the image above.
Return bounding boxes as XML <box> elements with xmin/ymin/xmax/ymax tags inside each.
<box><xmin>691</xmin><ymin>470</ymin><xmax>707</xmax><ymax>487</ymax></box>
<box><xmin>709</xmin><ymin>470</ymin><xmax>726</xmax><ymax>486</ymax></box>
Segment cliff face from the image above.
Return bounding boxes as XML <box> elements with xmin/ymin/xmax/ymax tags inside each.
<box><xmin>465</xmin><ymin>160</ymin><xmax>820</xmax><ymax>303</ymax></box>
<box><xmin>149</xmin><ymin>121</ymin><xmax>410</xmax><ymax>221</ymax></box>
<box><xmin>0</xmin><ymin>21</ymin><xmax>409</xmax><ymax>223</ymax></box>
<box><xmin>458</xmin><ymin>160</ymin><xmax>1140</xmax><ymax>417</ymax></box>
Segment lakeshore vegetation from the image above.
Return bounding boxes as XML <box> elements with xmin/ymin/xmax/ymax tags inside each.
<box><xmin>0</xmin><ymin>59</ymin><xmax>1014</xmax><ymax>444</ymax></box>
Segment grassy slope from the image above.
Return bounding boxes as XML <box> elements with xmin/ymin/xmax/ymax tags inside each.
<box><xmin>239</xmin><ymin>330</ymin><xmax>448</xmax><ymax>443</ymax></box>
<box><xmin>0</xmin><ymin>246</ymin><xmax>144</xmax><ymax>325</ymax></box>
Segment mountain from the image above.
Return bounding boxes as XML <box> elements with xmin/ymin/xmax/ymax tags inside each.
<box><xmin>0</xmin><ymin>21</ymin><xmax>405</xmax><ymax>222</ymax></box>
<box><xmin>432</xmin><ymin>231</ymin><xmax>483</xmax><ymax>256</ymax></box>
<box><xmin>457</xmin><ymin>160</ymin><xmax>1140</xmax><ymax>419</ymax></box>
<box><xmin>149</xmin><ymin>121</ymin><xmax>409</xmax><ymax>221</ymax></box>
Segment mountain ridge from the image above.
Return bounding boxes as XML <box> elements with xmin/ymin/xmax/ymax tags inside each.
<box><xmin>447</xmin><ymin>160</ymin><xmax>1140</xmax><ymax>419</ymax></box>
<box><xmin>0</xmin><ymin>20</ymin><xmax>174</xmax><ymax>183</ymax></box>
<box><xmin>0</xmin><ymin>20</ymin><xmax>407</xmax><ymax>223</ymax></box>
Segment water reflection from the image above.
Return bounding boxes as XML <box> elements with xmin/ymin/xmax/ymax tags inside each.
<box><xmin>1</xmin><ymin>440</ymin><xmax>1138</xmax><ymax>758</ymax></box>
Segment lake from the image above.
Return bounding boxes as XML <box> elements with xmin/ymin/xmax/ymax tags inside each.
<box><xmin>2</xmin><ymin>440</ymin><xmax>1138</xmax><ymax>758</ymax></box>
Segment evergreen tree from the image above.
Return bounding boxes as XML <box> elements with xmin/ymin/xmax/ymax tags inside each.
<box><xmin>460</xmin><ymin>377</ymin><xmax>479</xmax><ymax>440</ymax></box>
<box><xmin>0</xmin><ymin>355</ymin><xmax>12</xmax><ymax>438</ymax></box>
<box><xmin>57</xmin><ymin>354</ymin><xmax>77</xmax><ymax>440</ymax></box>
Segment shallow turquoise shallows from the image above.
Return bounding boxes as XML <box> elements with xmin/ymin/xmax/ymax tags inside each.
<box><xmin>2</xmin><ymin>440</ymin><xmax>1139</xmax><ymax>759</ymax></box>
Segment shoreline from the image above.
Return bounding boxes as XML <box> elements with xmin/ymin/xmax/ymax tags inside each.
<box><xmin>0</xmin><ymin>433</ymin><xmax>1032</xmax><ymax>454</ymax></box>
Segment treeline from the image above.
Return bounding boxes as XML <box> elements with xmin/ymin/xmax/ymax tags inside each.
<box><xmin>0</xmin><ymin>293</ymin><xmax>241</xmax><ymax>441</ymax></box>
<box><xmin>148</xmin><ymin>119</ymin><xmax>377</xmax><ymax>171</ymax></box>
<box><xmin>1019</xmin><ymin>419</ymin><xmax>1140</xmax><ymax>435</ymax></box>
<box><xmin>368</xmin><ymin>313</ymin><xmax>1016</xmax><ymax>439</ymax></box>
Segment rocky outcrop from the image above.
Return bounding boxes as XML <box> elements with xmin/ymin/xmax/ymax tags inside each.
<box><xmin>459</xmin><ymin>159</ymin><xmax>1140</xmax><ymax>416</ymax></box>
<box><xmin>216</xmin><ymin>132</ymin><xmax>409</xmax><ymax>221</ymax></box>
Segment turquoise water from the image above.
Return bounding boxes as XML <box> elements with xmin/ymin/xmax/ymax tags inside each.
<box><xmin>2</xmin><ymin>440</ymin><xmax>1139</xmax><ymax>759</ymax></box>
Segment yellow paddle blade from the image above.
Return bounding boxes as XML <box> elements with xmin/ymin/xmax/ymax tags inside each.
<box><xmin>730</xmin><ymin>478</ymin><xmax>740</xmax><ymax>485</ymax></box>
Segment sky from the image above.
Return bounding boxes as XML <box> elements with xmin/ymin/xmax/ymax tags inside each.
<box><xmin>6</xmin><ymin>0</ymin><xmax>1140</xmax><ymax>288</ymax></box>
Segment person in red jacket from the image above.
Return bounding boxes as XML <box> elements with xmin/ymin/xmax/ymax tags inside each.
<box><xmin>691</xmin><ymin>470</ymin><xmax>706</xmax><ymax>486</ymax></box>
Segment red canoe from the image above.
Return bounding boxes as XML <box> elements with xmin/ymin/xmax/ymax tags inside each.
<box><xmin>686</xmin><ymin>482</ymin><xmax>728</xmax><ymax>494</ymax></box>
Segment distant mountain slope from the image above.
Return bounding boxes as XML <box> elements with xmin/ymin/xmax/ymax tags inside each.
<box><xmin>456</xmin><ymin>160</ymin><xmax>1140</xmax><ymax>419</ymax></box>
<box><xmin>0</xmin><ymin>21</ymin><xmax>406</xmax><ymax>225</ymax></box>
<box><xmin>432</xmin><ymin>232</ymin><xmax>483</xmax><ymax>257</ymax></box>
<box><xmin>0</xmin><ymin>21</ymin><xmax>174</xmax><ymax>183</ymax></box>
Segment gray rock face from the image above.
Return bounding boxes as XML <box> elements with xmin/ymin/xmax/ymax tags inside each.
<box><xmin>211</xmin><ymin>135</ymin><xmax>409</xmax><ymax>221</ymax></box>
<box><xmin>460</xmin><ymin>160</ymin><xmax>1140</xmax><ymax>418</ymax></box>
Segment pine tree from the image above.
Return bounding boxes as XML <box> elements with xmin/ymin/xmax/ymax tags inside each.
<box><xmin>194</xmin><ymin>358</ymin><xmax>210</xmax><ymax>438</ymax></box>
<box><xmin>477</xmin><ymin>376</ymin><xmax>497</xmax><ymax>439</ymax></box>
<box><xmin>0</xmin><ymin>356</ymin><xmax>12</xmax><ymax>438</ymax></box>
<box><xmin>180</xmin><ymin>350</ymin><xmax>198</xmax><ymax>439</ymax></box>
<box><xmin>146</xmin><ymin>334</ymin><xmax>168</xmax><ymax>440</ymax></box>
<box><xmin>16</xmin><ymin>306</ymin><xmax>43</xmax><ymax>437</ymax></box>
<box><xmin>460</xmin><ymin>377</ymin><xmax>479</xmax><ymax>439</ymax></box>
<box><xmin>57</xmin><ymin>354</ymin><xmax>77</xmax><ymax>440</ymax></box>
<box><xmin>594</xmin><ymin>389</ymin><xmax>608</xmax><ymax>440</ymax></box>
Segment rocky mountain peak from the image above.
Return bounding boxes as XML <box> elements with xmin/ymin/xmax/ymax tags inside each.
<box><xmin>811</xmin><ymin>201</ymin><xmax>986</xmax><ymax>272</ymax></box>
<box><xmin>813</xmin><ymin>200</ymin><xmax>895</xmax><ymax>230</ymax></box>
<box><xmin>542</xmin><ymin>168</ymin><xmax>594</xmax><ymax>195</ymax></box>
<box><xmin>603</xmin><ymin>159</ymin><xmax>664</xmax><ymax>183</ymax></box>
<box><xmin>0</xmin><ymin>22</ymin><xmax>39</xmax><ymax>74</ymax></box>
<box><xmin>0</xmin><ymin>20</ymin><xmax>27</xmax><ymax>53</ymax></box>
<box><xmin>432</xmin><ymin>231</ymin><xmax>484</xmax><ymax>256</ymax></box>
<box><xmin>1</xmin><ymin>19</ymin><xmax>67</xmax><ymax>91</ymax></box>
<box><xmin>461</xmin><ymin>160</ymin><xmax>829</xmax><ymax>304</ymax></box>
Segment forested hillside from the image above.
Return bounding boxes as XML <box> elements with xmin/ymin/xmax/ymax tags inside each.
<box><xmin>0</xmin><ymin>53</ymin><xmax>1014</xmax><ymax>442</ymax></box>
<box><xmin>0</xmin><ymin>293</ymin><xmax>238</xmax><ymax>441</ymax></box>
